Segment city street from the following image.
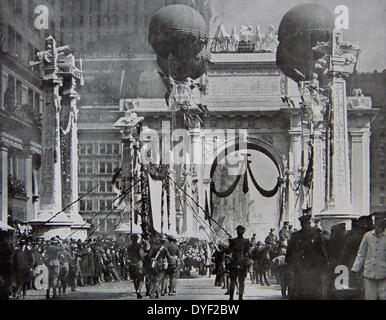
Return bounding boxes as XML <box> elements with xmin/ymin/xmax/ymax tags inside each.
<box><xmin>13</xmin><ymin>275</ymin><xmax>283</xmax><ymax>300</ymax></box>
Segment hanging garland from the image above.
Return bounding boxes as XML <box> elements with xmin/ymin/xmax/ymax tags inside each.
<box><xmin>146</xmin><ymin>163</ymin><xmax>171</xmax><ymax>233</ymax></box>
<box><xmin>247</xmin><ymin>161</ymin><xmax>282</xmax><ymax>198</ymax></box>
<box><xmin>210</xmin><ymin>145</ymin><xmax>283</xmax><ymax>199</ymax></box>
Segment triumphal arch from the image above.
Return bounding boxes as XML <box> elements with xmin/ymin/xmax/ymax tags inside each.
<box><xmin>125</xmin><ymin>43</ymin><xmax>375</xmax><ymax>241</ymax></box>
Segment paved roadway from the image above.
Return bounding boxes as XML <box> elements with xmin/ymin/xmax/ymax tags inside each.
<box><xmin>14</xmin><ymin>274</ymin><xmax>283</xmax><ymax>300</ymax></box>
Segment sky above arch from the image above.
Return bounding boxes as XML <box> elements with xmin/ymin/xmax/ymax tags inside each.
<box><xmin>210</xmin><ymin>0</ymin><xmax>385</xmax><ymax>72</ymax></box>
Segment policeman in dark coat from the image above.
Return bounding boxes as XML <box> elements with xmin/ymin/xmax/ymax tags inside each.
<box><xmin>285</xmin><ymin>214</ymin><xmax>329</xmax><ymax>300</ymax></box>
<box><xmin>226</xmin><ymin>225</ymin><xmax>251</xmax><ymax>300</ymax></box>
<box><xmin>127</xmin><ymin>234</ymin><xmax>145</xmax><ymax>299</ymax></box>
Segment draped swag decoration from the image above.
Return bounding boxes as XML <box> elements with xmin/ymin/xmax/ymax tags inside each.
<box><xmin>146</xmin><ymin>164</ymin><xmax>171</xmax><ymax>232</ymax></box>
<box><xmin>211</xmin><ymin>153</ymin><xmax>282</xmax><ymax>199</ymax></box>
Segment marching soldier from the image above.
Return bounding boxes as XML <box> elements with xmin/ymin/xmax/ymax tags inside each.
<box><xmin>144</xmin><ymin>235</ymin><xmax>171</xmax><ymax>299</ymax></box>
<box><xmin>285</xmin><ymin>213</ymin><xmax>329</xmax><ymax>299</ymax></box>
<box><xmin>45</xmin><ymin>237</ymin><xmax>61</xmax><ymax>299</ymax></box>
<box><xmin>279</xmin><ymin>222</ymin><xmax>291</xmax><ymax>248</ymax></box>
<box><xmin>127</xmin><ymin>234</ymin><xmax>145</xmax><ymax>299</ymax></box>
<box><xmin>265</xmin><ymin>228</ymin><xmax>277</xmax><ymax>246</ymax></box>
<box><xmin>165</xmin><ymin>235</ymin><xmax>183</xmax><ymax>296</ymax></box>
<box><xmin>226</xmin><ymin>225</ymin><xmax>251</xmax><ymax>300</ymax></box>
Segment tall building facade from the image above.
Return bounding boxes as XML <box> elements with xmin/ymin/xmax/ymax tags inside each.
<box><xmin>347</xmin><ymin>71</ymin><xmax>386</xmax><ymax>213</ymax></box>
<box><xmin>0</xmin><ymin>0</ymin><xmax>60</xmax><ymax>226</ymax></box>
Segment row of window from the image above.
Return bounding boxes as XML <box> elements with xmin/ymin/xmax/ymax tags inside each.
<box><xmin>64</xmin><ymin>0</ymin><xmax>135</xmax><ymax>13</ymax></box>
<box><xmin>79</xmin><ymin>199</ymin><xmax>114</xmax><ymax>212</ymax></box>
<box><xmin>86</xmin><ymin>218</ymin><xmax>118</xmax><ymax>233</ymax></box>
<box><xmin>79</xmin><ymin>143</ymin><xmax>120</xmax><ymax>155</ymax></box>
<box><xmin>79</xmin><ymin>162</ymin><xmax>121</xmax><ymax>175</ymax></box>
<box><xmin>61</xmin><ymin>14</ymin><xmax>131</xmax><ymax>29</ymax></box>
<box><xmin>79</xmin><ymin>180</ymin><xmax>119</xmax><ymax>193</ymax></box>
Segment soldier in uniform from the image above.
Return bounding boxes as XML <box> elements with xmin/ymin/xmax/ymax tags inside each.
<box><xmin>226</xmin><ymin>225</ymin><xmax>251</xmax><ymax>300</ymax></box>
<box><xmin>127</xmin><ymin>234</ymin><xmax>145</xmax><ymax>299</ymax></box>
<box><xmin>144</xmin><ymin>235</ymin><xmax>171</xmax><ymax>299</ymax></box>
<box><xmin>285</xmin><ymin>213</ymin><xmax>329</xmax><ymax>300</ymax></box>
<box><xmin>164</xmin><ymin>235</ymin><xmax>183</xmax><ymax>296</ymax></box>
<box><xmin>46</xmin><ymin>237</ymin><xmax>61</xmax><ymax>299</ymax></box>
<box><xmin>265</xmin><ymin>228</ymin><xmax>277</xmax><ymax>246</ymax></box>
<box><xmin>279</xmin><ymin>222</ymin><xmax>291</xmax><ymax>248</ymax></box>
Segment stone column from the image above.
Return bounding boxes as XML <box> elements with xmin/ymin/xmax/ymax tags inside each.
<box><xmin>60</xmin><ymin>54</ymin><xmax>88</xmax><ymax>240</ymax></box>
<box><xmin>30</xmin><ymin>36</ymin><xmax>72</xmax><ymax>239</ymax></box>
<box><xmin>312</xmin><ymin>129</ymin><xmax>325</xmax><ymax>214</ymax></box>
<box><xmin>288</xmin><ymin>129</ymin><xmax>302</xmax><ymax>226</ymax></box>
<box><xmin>189</xmin><ymin>127</ymin><xmax>206</xmax><ymax>238</ymax></box>
<box><xmin>0</xmin><ymin>145</ymin><xmax>8</xmax><ymax>223</ymax></box>
<box><xmin>350</xmin><ymin>130</ymin><xmax>371</xmax><ymax>215</ymax></box>
<box><xmin>21</xmin><ymin>151</ymin><xmax>34</xmax><ymax>222</ymax></box>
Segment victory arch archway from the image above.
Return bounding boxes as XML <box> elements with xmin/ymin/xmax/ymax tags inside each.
<box><xmin>204</xmin><ymin>136</ymin><xmax>286</xmax><ymax>241</ymax></box>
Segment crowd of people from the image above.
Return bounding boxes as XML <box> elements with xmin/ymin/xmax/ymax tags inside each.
<box><xmin>0</xmin><ymin>210</ymin><xmax>384</xmax><ymax>300</ymax></box>
<box><xmin>210</xmin><ymin>210</ymin><xmax>385</xmax><ymax>300</ymax></box>
<box><xmin>0</xmin><ymin>231</ymin><xmax>213</xmax><ymax>300</ymax></box>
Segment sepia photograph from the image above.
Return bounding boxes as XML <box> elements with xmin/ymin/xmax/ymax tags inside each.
<box><xmin>0</xmin><ymin>0</ymin><xmax>384</xmax><ymax>307</ymax></box>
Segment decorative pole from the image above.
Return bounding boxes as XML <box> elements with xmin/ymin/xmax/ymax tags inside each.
<box><xmin>114</xmin><ymin>102</ymin><xmax>144</xmax><ymax>234</ymax></box>
<box><xmin>29</xmin><ymin>36</ymin><xmax>73</xmax><ymax>239</ymax></box>
<box><xmin>58</xmin><ymin>53</ymin><xmax>89</xmax><ymax>240</ymax></box>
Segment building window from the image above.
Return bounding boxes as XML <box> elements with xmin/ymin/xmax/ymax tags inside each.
<box><xmin>79</xmin><ymin>162</ymin><xmax>86</xmax><ymax>174</ymax></box>
<box><xmin>99</xmin><ymin>218</ymin><xmax>105</xmax><ymax>232</ymax></box>
<box><xmin>97</xmin><ymin>15</ymin><xmax>101</xmax><ymax>27</ymax></box>
<box><xmin>106</xmin><ymin>182</ymin><xmax>112</xmax><ymax>193</ymax></box>
<box><xmin>80</xmin><ymin>199</ymin><xmax>93</xmax><ymax>212</ymax></box>
<box><xmin>80</xmin><ymin>143</ymin><xmax>93</xmax><ymax>155</ymax></box>
<box><xmin>380</xmin><ymin>197</ymin><xmax>385</xmax><ymax>205</ymax></box>
<box><xmin>99</xmin><ymin>143</ymin><xmax>106</xmax><ymax>154</ymax></box>
<box><xmin>106</xmin><ymin>143</ymin><xmax>112</xmax><ymax>154</ymax></box>
<box><xmin>113</xmin><ymin>143</ymin><xmax>120</xmax><ymax>154</ymax></box>
<box><xmin>79</xmin><ymin>200</ymin><xmax>86</xmax><ymax>211</ymax></box>
<box><xmin>88</xmin><ymin>16</ymin><xmax>92</xmax><ymax>27</ymax></box>
<box><xmin>16</xmin><ymin>80</ymin><xmax>22</xmax><ymax>106</ymax></box>
<box><xmin>99</xmin><ymin>181</ymin><xmax>106</xmax><ymax>192</ymax></box>
<box><xmin>86</xmin><ymin>162</ymin><xmax>93</xmax><ymax>174</ymax></box>
<box><xmin>99</xmin><ymin>200</ymin><xmax>106</xmax><ymax>211</ymax></box>
<box><xmin>106</xmin><ymin>162</ymin><xmax>113</xmax><ymax>174</ymax></box>
<box><xmin>86</xmin><ymin>200</ymin><xmax>93</xmax><ymax>211</ymax></box>
<box><xmin>96</xmin><ymin>0</ymin><xmax>101</xmax><ymax>11</ymax></box>
<box><xmin>106</xmin><ymin>199</ymin><xmax>113</xmax><ymax>210</ymax></box>
<box><xmin>99</xmin><ymin>162</ymin><xmax>106</xmax><ymax>174</ymax></box>
<box><xmin>79</xmin><ymin>15</ymin><xmax>84</xmax><ymax>27</ymax></box>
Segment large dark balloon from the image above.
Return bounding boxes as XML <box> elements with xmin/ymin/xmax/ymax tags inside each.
<box><xmin>157</xmin><ymin>50</ymin><xmax>210</xmax><ymax>82</ymax></box>
<box><xmin>148</xmin><ymin>4</ymin><xmax>208</xmax><ymax>61</ymax></box>
<box><xmin>278</xmin><ymin>3</ymin><xmax>334</xmax><ymax>43</ymax></box>
<box><xmin>277</xmin><ymin>3</ymin><xmax>334</xmax><ymax>81</ymax></box>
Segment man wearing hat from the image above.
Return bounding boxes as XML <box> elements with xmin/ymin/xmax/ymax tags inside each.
<box><xmin>127</xmin><ymin>234</ymin><xmax>145</xmax><ymax>299</ymax></box>
<box><xmin>351</xmin><ymin>211</ymin><xmax>386</xmax><ymax>300</ymax></box>
<box><xmin>265</xmin><ymin>228</ymin><xmax>277</xmax><ymax>246</ymax></box>
<box><xmin>45</xmin><ymin>237</ymin><xmax>61</xmax><ymax>299</ymax></box>
<box><xmin>226</xmin><ymin>225</ymin><xmax>251</xmax><ymax>300</ymax></box>
<box><xmin>144</xmin><ymin>235</ymin><xmax>171</xmax><ymax>299</ymax></box>
<box><xmin>164</xmin><ymin>235</ymin><xmax>182</xmax><ymax>296</ymax></box>
<box><xmin>285</xmin><ymin>213</ymin><xmax>329</xmax><ymax>299</ymax></box>
<box><xmin>279</xmin><ymin>222</ymin><xmax>291</xmax><ymax>248</ymax></box>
